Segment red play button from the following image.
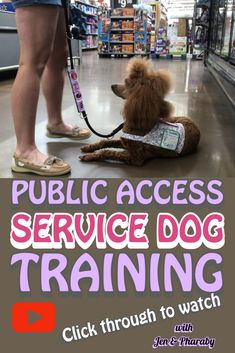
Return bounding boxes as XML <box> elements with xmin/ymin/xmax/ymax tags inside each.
<box><xmin>12</xmin><ymin>302</ymin><xmax>56</xmax><ymax>332</ymax></box>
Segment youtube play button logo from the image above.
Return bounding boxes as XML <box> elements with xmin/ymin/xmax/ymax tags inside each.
<box><xmin>12</xmin><ymin>302</ymin><xmax>56</xmax><ymax>332</ymax></box>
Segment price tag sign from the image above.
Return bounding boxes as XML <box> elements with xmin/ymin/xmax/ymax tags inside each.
<box><xmin>112</xmin><ymin>0</ymin><xmax>137</xmax><ymax>9</ymax></box>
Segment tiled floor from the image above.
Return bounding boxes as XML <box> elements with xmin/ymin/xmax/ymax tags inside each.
<box><xmin>0</xmin><ymin>52</ymin><xmax>235</xmax><ymax>178</ymax></box>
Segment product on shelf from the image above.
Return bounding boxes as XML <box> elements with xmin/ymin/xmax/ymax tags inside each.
<box><xmin>122</xmin><ymin>44</ymin><xmax>134</xmax><ymax>53</ymax></box>
<box><xmin>134</xmin><ymin>19</ymin><xmax>145</xmax><ymax>32</ymax></box>
<box><xmin>136</xmin><ymin>42</ymin><xmax>147</xmax><ymax>54</ymax></box>
<box><xmin>110</xmin><ymin>34</ymin><xmax>122</xmax><ymax>42</ymax></box>
<box><xmin>122</xmin><ymin>33</ymin><xmax>134</xmax><ymax>41</ymax></box>
<box><xmin>156</xmin><ymin>26</ymin><xmax>168</xmax><ymax>55</ymax></box>
<box><xmin>86</xmin><ymin>23</ymin><xmax>97</xmax><ymax>34</ymax></box>
<box><xmin>112</xmin><ymin>20</ymin><xmax>122</xmax><ymax>29</ymax></box>
<box><xmin>82</xmin><ymin>35</ymin><xmax>97</xmax><ymax>49</ymax></box>
<box><xmin>135</xmin><ymin>33</ymin><xmax>145</xmax><ymax>41</ymax></box>
<box><xmin>122</xmin><ymin>8</ymin><xmax>134</xmax><ymax>17</ymax></box>
<box><xmin>122</xmin><ymin>20</ymin><xmax>134</xmax><ymax>29</ymax></box>
<box><xmin>110</xmin><ymin>44</ymin><xmax>122</xmax><ymax>53</ymax></box>
<box><xmin>98</xmin><ymin>41</ymin><xmax>109</xmax><ymax>53</ymax></box>
<box><xmin>99</xmin><ymin>32</ymin><xmax>109</xmax><ymax>41</ymax></box>
<box><xmin>111</xmin><ymin>8</ymin><xmax>122</xmax><ymax>16</ymax></box>
<box><xmin>101</xmin><ymin>18</ymin><xmax>111</xmax><ymax>32</ymax></box>
<box><xmin>70</xmin><ymin>2</ymin><xmax>98</xmax><ymax>49</ymax></box>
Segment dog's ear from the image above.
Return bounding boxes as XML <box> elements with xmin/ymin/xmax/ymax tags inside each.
<box><xmin>151</xmin><ymin>70</ymin><xmax>172</xmax><ymax>97</ymax></box>
<box><xmin>111</xmin><ymin>84</ymin><xmax>127</xmax><ymax>100</ymax></box>
<box><xmin>127</xmin><ymin>58</ymin><xmax>151</xmax><ymax>80</ymax></box>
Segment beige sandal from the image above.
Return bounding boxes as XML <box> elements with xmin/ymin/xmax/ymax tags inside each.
<box><xmin>46</xmin><ymin>125</ymin><xmax>92</xmax><ymax>140</ymax></box>
<box><xmin>11</xmin><ymin>155</ymin><xmax>71</xmax><ymax>176</ymax></box>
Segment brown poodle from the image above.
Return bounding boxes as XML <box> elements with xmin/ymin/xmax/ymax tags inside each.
<box><xmin>80</xmin><ymin>59</ymin><xmax>200</xmax><ymax>166</ymax></box>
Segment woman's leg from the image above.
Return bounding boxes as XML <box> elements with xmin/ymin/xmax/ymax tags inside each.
<box><xmin>42</xmin><ymin>8</ymin><xmax>90</xmax><ymax>137</ymax></box>
<box><xmin>11</xmin><ymin>5</ymin><xmax>60</xmax><ymax>164</ymax></box>
<box><xmin>41</xmin><ymin>7</ymin><xmax>67</xmax><ymax>131</ymax></box>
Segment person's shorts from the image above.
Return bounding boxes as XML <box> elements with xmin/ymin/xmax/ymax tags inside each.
<box><xmin>12</xmin><ymin>0</ymin><xmax>62</xmax><ymax>8</ymax></box>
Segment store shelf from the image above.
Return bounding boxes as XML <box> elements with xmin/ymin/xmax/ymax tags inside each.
<box><xmin>82</xmin><ymin>46</ymin><xmax>98</xmax><ymax>50</ymax></box>
<box><xmin>110</xmin><ymin>29</ymin><xmax>134</xmax><ymax>31</ymax></box>
<box><xmin>111</xmin><ymin>52</ymin><xmax>134</xmax><ymax>54</ymax></box>
<box><xmin>110</xmin><ymin>16</ymin><xmax>135</xmax><ymax>19</ymax></box>
<box><xmin>98</xmin><ymin>13</ymin><xmax>150</xmax><ymax>58</ymax></box>
<box><xmin>0</xmin><ymin>26</ymin><xmax>17</xmax><ymax>31</ymax></box>
<box><xmin>72</xmin><ymin>2</ymin><xmax>98</xmax><ymax>52</ymax></box>
<box><xmin>110</xmin><ymin>41</ymin><xmax>134</xmax><ymax>44</ymax></box>
<box><xmin>0</xmin><ymin>64</ymin><xmax>18</xmax><ymax>72</ymax></box>
<box><xmin>98</xmin><ymin>53</ymin><xmax>135</xmax><ymax>58</ymax></box>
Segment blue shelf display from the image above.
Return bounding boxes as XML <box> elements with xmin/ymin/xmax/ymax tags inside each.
<box><xmin>98</xmin><ymin>8</ymin><xmax>151</xmax><ymax>57</ymax></box>
<box><xmin>98</xmin><ymin>18</ymin><xmax>110</xmax><ymax>54</ymax></box>
<box><xmin>0</xmin><ymin>2</ymin><xmax>15</xmax><ymax>12</ymax></box>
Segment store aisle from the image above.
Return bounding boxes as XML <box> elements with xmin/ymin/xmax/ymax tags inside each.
<box><xmin>0</xmin><ymin>52</ymin><xmax>235</xmax><ymax>178</ymax></box>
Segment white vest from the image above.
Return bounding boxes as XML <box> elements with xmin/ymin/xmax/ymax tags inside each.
<box><xmin>122</xmin><ymin>121</ymin><xmax>185</xmax><ymax>153</ymax></box>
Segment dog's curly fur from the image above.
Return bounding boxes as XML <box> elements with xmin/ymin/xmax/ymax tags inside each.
<box><xmin>80</xmin><ymin>58</ymin><xmax>200</xmax><ymax>166</ymax></box>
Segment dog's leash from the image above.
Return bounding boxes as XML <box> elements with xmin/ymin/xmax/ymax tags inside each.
<box><xmin>62</xmin><ymin>0</ymin><xmax>124</xmax><ymax>138</ymax></box>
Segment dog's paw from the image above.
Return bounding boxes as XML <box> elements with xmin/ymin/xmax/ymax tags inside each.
<box><xmin>81</xmin><ymin>145</ymin><xmax>94</xmax><ymax>153</ymax></box>
<box><xmin>79</xmin><ymin>154</ymin><xmax>93</xmax><ymax>162</ymax></box>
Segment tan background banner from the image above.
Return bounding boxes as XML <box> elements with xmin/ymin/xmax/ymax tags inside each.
<box><xmin>0</xmin><ymin>179</ymin><xmax>233</xmax><ymax>352</ymax></box>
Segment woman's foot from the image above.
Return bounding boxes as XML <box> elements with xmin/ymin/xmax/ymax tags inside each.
<box><xmin>12</xmin><ymin>148</ymin><xmax>71</xmax><ymax>176</ymax></box>
<box><xmin>14</xmin><ymin>148</ymin><xmax>48</xmax><ymax>166</ymax></box>
<box><xmin>46</xmin><ymin>121</ymin><xmax>91</xmax><ymax>140</ymax></box>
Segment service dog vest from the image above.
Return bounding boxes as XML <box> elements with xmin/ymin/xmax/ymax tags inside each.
<box><xmin>122</xmin><ymin>121</ymin><xmax>185</xmax><ymax>153</ymax></box>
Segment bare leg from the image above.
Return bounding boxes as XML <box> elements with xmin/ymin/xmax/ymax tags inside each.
<box><xmin>80</xmin><ymin>150</ymin><xmax>133</xmax><ymax>164</ymax></box>
<box><xmin>81</xmin><ymin>139</ymin><xmax>123</xmax><ymax>153</ymax></box>
<box><xmin>11</xmin><ymin>5</ymin><xmax>60</xmax><ymax>164</ymax></box>
<box><xmin>42</xmin><ymin>9</ymin><xmax>90</xmax><ymax>137</ymax></box>
<box><xmin>41</xmin><ymin>8</ymin><xmax>67</xmax><ymax>129</ymax></box>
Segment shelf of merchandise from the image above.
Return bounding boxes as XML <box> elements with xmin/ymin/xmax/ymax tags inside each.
<box><xmin>75</xmin><ymin>1</ymin><xmax>98</xmax><ymax>51</ymax></box>
<box><xmin>110</xmin><ymin>28</ymin><xmax>134</xmax><ymax>31</ymax></box>
<box><xmin>192</xmin><ymin>0</ymin><xmax>212</xmax><ymax>61</ymax></box>
<box><xmin>110</xmin><ymin>16</ymin><xmax>135</xmax><ymax>19</ymax></box>
<box><xmin>98</xmin><ymin>9</ymin><xmax>151</xmax><ymax>58</ymax></box>
<box><xmin>152</xmin><ymin>0</ymin><xmax>170</xmax><ymax>58</ymax></box>
<box><xmin>155</xmin><ymin>25</ymin><xmax>168</xmax><ymax>58</ymax></box>
<box><xmin>110</xmin><ymin>41</ymin><xmax>135</xmax><ymax>44</ymax></box>
<box><xmin>150</xmin><ymin>2</ymin><xmax>160</xmax><ymax>53</ymax></box>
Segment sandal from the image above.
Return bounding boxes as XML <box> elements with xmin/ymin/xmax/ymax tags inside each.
<box><xmin>46</xmin><ymin>125</ymin><xmax>92</xmax><ymax>140</ymax></box>
<box><xmin>11</xmin><ymin>154</ymin><xmax>71</xmax><ymax>176</ymax></box>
